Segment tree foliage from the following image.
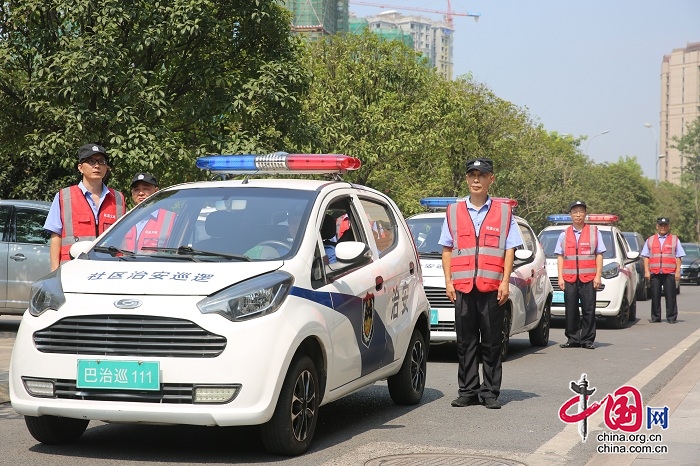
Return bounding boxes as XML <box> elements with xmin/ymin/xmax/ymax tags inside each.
<box><xmin>0</xmin><ymin>0</ymin><xmax>308</xmax><ymax>200</ymax></box>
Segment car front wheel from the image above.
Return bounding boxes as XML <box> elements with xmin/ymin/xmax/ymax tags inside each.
<box><xmin>388</xmin><ymin>329</ymin><xmax>426</xmax><ymax>405</ymax></box>
<box><xmin>608</xmin><ymin>293</ymin><xmax>630</xmax><ymax>329</ymax></box>
<box><xmin>261</xmin><ymin>355</ymin><xmax>319</xmax><ymax>456</ymax></box>
<box><xmin>25</xmin><ymin>415</ymin><xmax>88</xmax><ymax>444</ymax></box>
<box><xmin>529</xmin><ymin>301</ymin><xmax>550</xmax><ymax>346</ymax></box>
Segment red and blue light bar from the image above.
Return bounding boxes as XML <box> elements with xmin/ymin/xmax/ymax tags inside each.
<box><xmin>547</xmin><ymin>214</ymin><xmax>619</xmax><ymax>224</ymax></box>
<box><xmin>196</xmin><ymin>152</ymin><xmax>362</xmax><ymax>175</ymax></box>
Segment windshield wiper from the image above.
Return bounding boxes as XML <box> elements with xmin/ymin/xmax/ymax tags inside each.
<box><xmin>93</xmin><ymin>245</ymin><xmax>136</xmax><ymax>259</ymax></box>
<box><xmin>419</xmin><ymin>251</ymin><xmax>443</xmax><ymax>258</ymax></box>
<box><xmin>141</xmin><ymin>246</ymin><xmax>251</xmax><ymax>262</ymax></box>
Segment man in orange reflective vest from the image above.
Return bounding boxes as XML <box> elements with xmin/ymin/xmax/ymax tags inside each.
<box><xmin>122</xmin><ymin>172</ymin><xmax>175</xmax><ymax>252</ymax></box>
<box><xmin>555</xmin><ymin>201</ymin><xmax>605</xmax><ymax>349</ymax></box>
<box><xmin>438</xmin><ymin>158</ymin><xmax>523</xmax><ymax>410</ymax></box>
<box><xmin>44</xmin><ymin>143</ymin><xmax>126</xmax><ymax>270</ymax></box>
<box><xmin>641</xmin><ymin>217</ymin><xmax>684</xmax><ymax>323</ymax></box>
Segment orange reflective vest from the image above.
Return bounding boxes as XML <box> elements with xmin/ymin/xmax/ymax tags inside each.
<box><xmin>123</xmin><ymin>209</ymin><xmax>176</xmax><ymax>251</ymax></box>
<box><xmin>562</xmin><ymin>225</ymin><xmax>598</xmax><ymax>283</ymax></box>
<box><xmin>646</xmin><ymin>234</ymin><xmax>678</xmax><ymax>274</ymax></box>
<box><xmin>446</xmin><ymin>199</ymin><xmax>511</xmax><ymax>293</ymax></box>
<box><xmin>59</xmin><ymin>185</ymin><xmax>126</xmax><ymax>263</ymax></box>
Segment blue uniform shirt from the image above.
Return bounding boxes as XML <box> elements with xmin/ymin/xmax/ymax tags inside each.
<box><xmin>640</xmin><ymin>234</ymin><xmax>685</xmax><ymax>258</ymax></box>
<box><xmin>44</xmin><ymin>182</ymin><xmax>111</xmax><ymax>235</ymax></box>
<box><xmin>554</xmin><ymin>226</ymin><xmax>607</xmax><ymax>255</ymax></box>
<box><xmin>438</xmin><ymin>196</ymin><xmax>523</xmax><ymax>250</ymax></box>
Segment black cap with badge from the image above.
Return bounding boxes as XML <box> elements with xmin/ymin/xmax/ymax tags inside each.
<box><xmin>569</xmin><ymin>200</ymin><xmax>587</xmax><ymax>212</ymax></box>
<box><xmin>78</xmin><ymin>143</ymin><xmax>108</xmax><ymax>162</ymax></box>
<box><xmin>657</xmin><ymin>217</ymin><xmax>670</xmax><ymax>225</ymax></box>
<box><xmin>130</xmin><ymin>172</ymin><xmax>158</xmax><ymax>188</ymax></box>
<box><xmin>465</xmin><ymin>158</ymin><xmax>493</xmax><ymax>173</ymax></box>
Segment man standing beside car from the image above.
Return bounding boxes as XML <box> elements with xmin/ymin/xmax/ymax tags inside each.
<box><xmin>555</xmin><ymin>201</ymin><xmax>605</xmax><ymax>350</ymax></box>
<box><xmin>641</xmin><ymin>217</ymin><xmax>684</xmax><ymax>323</ymax></box>
<box><xmin>44</xmin><ymin>143</ymin><xmax>126</xmax><ymax>270</ymax></box>
<box><xmin>439</xmin><ymin>157</ymin><xmax>522</xmax><ymax>410</ymax></box>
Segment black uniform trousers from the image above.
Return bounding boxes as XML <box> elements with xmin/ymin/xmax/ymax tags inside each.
<box><xmin>649</xmin><ymin>273</ymin><xmax>678</xmax><ymax>322</ymax></box>
<box><xmin>454</xmin><ymin>288</ymin><xmax>504</xmax><ymax>400</ymax></box>
<box><xmin>563</xmin><ymin>279</ymin><xmax>597</xmax><ymax>345</ymax></box>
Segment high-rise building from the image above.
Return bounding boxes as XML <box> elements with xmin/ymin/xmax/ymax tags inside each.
<box><xmin>660</xmin><ymin>42</ymin><xmax>700</xmax><ymax>184</ymax></box>
<box><xmin>363</xmin><ymin>11</ymin><xmax>454</xmax><ymax>80</ymax></box>
<box><xmin>282</xmin><ymin>0</ymin><xmax>349</xmax><ymax>39</ymax></box>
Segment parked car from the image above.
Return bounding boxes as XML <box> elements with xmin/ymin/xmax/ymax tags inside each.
<box><xmin>0</xmin><ymin>200</ymin><xmax>51</xmax><ymax>316</ymax></box>
<box><xmin>538</xmin><ymin>214</ymin><xmax>639</xmax><ymax>328</ymax></box>
<box><xmin>10</xmin><ymin>154</ymin><xmax>430</xmax><ymax>456</ymax></box>
<box><xmin>405</xmin><ymin>197</ymin><xmax>553</xmax><ymax>361</ymax></box>
<box><xmin>680</xmin><ymin>242</ymin><xmax>700</xmax><ymax>285</ymax></box>
<box><xmin>622</xmin><ymin>231</ymin><xmax>649</xmax><ymax>301</ymax></box>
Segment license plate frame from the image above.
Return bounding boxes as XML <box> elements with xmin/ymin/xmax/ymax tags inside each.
<box><xmin>77</xmin><ymin>360</ymin><xmax>160</xmax><ymax>391</ymax></box>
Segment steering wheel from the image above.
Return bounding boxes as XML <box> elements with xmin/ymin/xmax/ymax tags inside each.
<box><xmin>255</xmin><ymin>240</ymin><xmax>291</xmax><ymax>253</ymax></box>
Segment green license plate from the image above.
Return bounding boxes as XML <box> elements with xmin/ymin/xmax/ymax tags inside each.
<box><xmin>430</xmin><ymin>309</ymin><xmax>439</xmax><ymax>325</ymax></box>
<box><xmin>77</xmin><ymin>360</ymin><xmax>160</xmax><ymax>391</ymax></box>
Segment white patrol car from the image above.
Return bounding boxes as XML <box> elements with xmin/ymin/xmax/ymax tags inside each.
<box><xmin>10</xmin><ymin>153</ymin><xmax>430</xmax><ymax>456</ymax></box>
<box><xmin>538</xmin><ymin>214</ymin><xmax>640</xmax><ymax>328</ymax></box>
<box><xmin>405</xmin><ymin>197</ymin><xmax>553</xmax><ymax>360</ymax></box>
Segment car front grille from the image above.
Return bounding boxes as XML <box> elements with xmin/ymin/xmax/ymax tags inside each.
<box><xmin>550</xmin><ymin>277</ymin><xmax>561</xmax><ymax>291</ymax></box>
<box><xmin>33</xmin><ymin>315</ymin><xmax>227</xmax><ymax>358</ymax></box>
<box><xmin>54</xmin><ymin>379</ymin><xmax>195</xmax><ymax>403</ymax></box>
<box><xmin>424</xmin><ymin>286</ymin><xmax>453</xmax><ymax>308</ymax></box>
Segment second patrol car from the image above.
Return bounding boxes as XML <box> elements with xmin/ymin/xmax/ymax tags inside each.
<box><xmin>10</xmin><ymin>153</ymin><xmax>430</xmax><ymax>456</ymax></box>
<box><xmin>405</xmin><ymin>198</ymin><xmax>553</xmax><ymax>360</ymax></box>
<box><xmin>538</xmin><ymin>214</ymin><xmax>639</xmax><ymax>328</ymax></box>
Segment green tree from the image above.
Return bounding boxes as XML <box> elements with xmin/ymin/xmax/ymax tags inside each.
<box><xmin>0</xmin><ymin>0</ymin><xmax>308</xmax><ymax>200</ymax></box>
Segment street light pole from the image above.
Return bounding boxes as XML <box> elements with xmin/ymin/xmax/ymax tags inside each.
<box><xmin>584</xmin><ymin>130</ymin><xmax>611</xmax><ymax>156</ymax></box>
<box><xmin>644</xmin><ymin>123</ymin><xmax>660</xmax><ymax>187</ymax></box>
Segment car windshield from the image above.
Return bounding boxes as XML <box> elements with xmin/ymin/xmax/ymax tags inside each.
<box><xmin>406</xmin><ymin>217</ymin><xmax>444</xmax><ymax>256</ymax></box>
<box><xmin>92</xmin><ymin>186</ymin><xmax>316</xmax><ymax>262</ymax></box>
<box><xmin>681</xmin><ymin>243</ymin><xmax>700</xmax><ymax>264</ymax></box>
<box><xmin>539</xmin><ymin>228</ymin><xmax>616</xmax><ymax>259</ymax></box>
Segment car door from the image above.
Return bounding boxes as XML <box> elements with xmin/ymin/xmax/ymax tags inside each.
<box><xmin>510</xmin><ymin>220</ymin><xmax>539</xmax><ymax>330</ymax></box>
<box><xmin>5</xmin><ymin>206</ymin><xmax>51</xmax><ymax>312</ymax></box>
<box><xmin>0</xmin><ymin>204</ymin><xmax>12</xmax><ymax>310</ymax></box>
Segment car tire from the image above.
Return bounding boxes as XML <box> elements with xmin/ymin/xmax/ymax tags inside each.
<box><xmin>608</xmin><ymin>293</ymin><xmax>630</xmax><ymax>329</ymax></box>
<box><xmin>629</xmin><ymin>298</ymin><xmax>637</xmax><ymax>321</ymax></box>
<box><xmin>636</xmin><ymin>278</ymin><xmax>648</xmax><ymax>301</ymax></box>
<box><xmin>500</xmin><ymin>310</ymin><xmax>512</xmax><ymax>362</ymax></box>
<box><xmin>24</xmin><ymin>415</ymin><xmax>88</xmax><ymax>444</ymax></box>
<box><xmin>388</xmin><ymin>329</ymin><xmax>426</xmax><ymax>405</ymax></box>
<box><xmin>260</xmin><ymin>355</ymin><xmax>319</xmax><ymax>456</ymax></box>
<box><xmin>529</xmin><ymin>300</ymin><xmax>550</xmax><ymax>347</ymax></box>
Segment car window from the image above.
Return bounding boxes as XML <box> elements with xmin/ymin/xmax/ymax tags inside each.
<box><xmin>0</xmin><ymin>205</ymin><xmax>10</xmax><ymax>240</ymax></box>
<box><xmin>14</xmin><ymin>208</ymin><xmax>51</xmax><ymax>245</ymax></box>
<box><xmin>623</xmin><ymin>232</ymin><xmax>640</xmax><ymax>251</ymax></box>
<box><xmin>682</xmin><ymin>243</ymin><xmax>700</xmax><ymax>258</ymax></box>
<box><xmin>616</xmin><ymin>232</ymin><xmax>630</xmax><ymax>258</ymax></box>
<box><xmin>517</xmin><ymin>222</ymin><xmax>536</xmax><ymax>251</ymax></box>
<box><xmin>358</xmin><ymin>198</ymin><xmax>397</xmax><ymax>256</ymax></box>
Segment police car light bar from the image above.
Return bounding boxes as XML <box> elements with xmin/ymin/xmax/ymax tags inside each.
<box><xmin>195</xmin><ymin>153</ymin><xmax>362</xmax><ymax>175</ymax></box>
<box><xmin>547</xmin><ymin>214</ymin><xmax>619</xmax><ymax>224</ymax></box>
<box><xmin>419</xmin><ymin>197</ymin><xmax>458</xmax><ymax>209</ymax></box>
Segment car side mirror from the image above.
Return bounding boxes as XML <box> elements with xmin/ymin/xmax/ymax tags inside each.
<box><xmin>335</xmin><ymin>241</ymin><xmax>372</xmax><ymax>265</ymax></box>
<box><xmin>626</xmin><ymin>251</ymin><xmax>640</xmax><ymax>263</ymax></box>
<box><xmin>513</xmin><ymin>249</ymin><xmax>534</xmax><ymax>267</ymax></box>
<box><xmin>69</xmin><ymin>241</ymin><xmax>93</xmax><ymax>260</ymax></box>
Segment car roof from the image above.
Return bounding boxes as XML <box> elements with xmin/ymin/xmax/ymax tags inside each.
<box><xmin>167</xmin><ymin>178</ymin><xmax>350</xmax><ymax>192</ymax></box>
<box><xmin>0</xmin><ymin>199</ymin><xmax>51</xmax><ymax>210</ymax></box>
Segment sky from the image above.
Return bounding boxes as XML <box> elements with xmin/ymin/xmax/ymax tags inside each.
<box><xmin>348</xmin><ymin>0</ymin><xmax>700</xmax><ymax>181</ymax></box>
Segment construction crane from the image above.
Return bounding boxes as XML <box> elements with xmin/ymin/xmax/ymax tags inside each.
<box><xmin>349</xmin><ymin>1</ymin><xmax>480</xmax><ymax>29</ymax></box>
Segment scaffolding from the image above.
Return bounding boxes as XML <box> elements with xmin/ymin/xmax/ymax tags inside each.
<box><xmin>283</xmin><ymin>0</ymin><xmax>349</xmax><ymax>38</ymax></box>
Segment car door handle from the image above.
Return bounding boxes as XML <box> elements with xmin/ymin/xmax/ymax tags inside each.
<box><xmin>10</xmin><ymin>254</ymin><xmax>27</xmax><ymax>261</ymax></box>
<box><xmin>375</xmin><ymin>276</ymin><xmax>384</xmax><ymax>291</ymax></box>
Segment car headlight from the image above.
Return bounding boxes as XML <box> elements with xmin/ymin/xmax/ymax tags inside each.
<box><xmin>690</xmin><ymin>263</ymin><xmax>700</xmax><ymax>270</ymax></box>
<box><xmin>601</xmin><ymin>262</ymin><xmax>620</xmax><ymax>279</ymax></box>
<box><xmin>29</xmin><ymin>269</ymin><xmax>66</xmax><ymax>317</ymax></box>
<box><xmin>197</xmin><ymin>271</ymin><xmax>294</xmax><ymax>322</ymax></box>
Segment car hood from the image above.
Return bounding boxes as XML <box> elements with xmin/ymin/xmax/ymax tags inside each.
<box><xmin>681</xmin><ymin>256</ymin><xmax>700</xmax><ymax>266</ymax></box>
<box><xmin>59</xmin><ymin>259</ymin><xmax>283</xmax><ymax>295</ymax></box>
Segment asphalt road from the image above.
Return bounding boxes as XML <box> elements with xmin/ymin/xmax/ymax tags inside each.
<box><xmin>1</xmin><ymin>286</ymin><xmax>699</xmax><ymax>466</ymax></box>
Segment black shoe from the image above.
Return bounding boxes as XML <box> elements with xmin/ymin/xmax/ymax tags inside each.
<box><xmin>648</xmin><ymin>319</ymin><xmax>661</xmax><ymax>323</ymax></box>
<box><xmin>667</xmin><ymin>320</ymin><xmax>677</xmax><ymax>324</ymax></box>
<box><xmin>483</xmin><ymin>397</ymin><xmax>501</xmax><ymax>409</ymax></box>
<box><xmin>451</xmin><ymin>396</ymin><xmax>481</xmax><ymax>407</ymax></box>
<box><xmin>582</xmin><ymin>343</ymin><xmax>595</xmax><ymax>349</ymax></box>
<box><xmin>560</xmin><ymin>342</ymin><xmax>580</xmax><ymax>348</ymax></box>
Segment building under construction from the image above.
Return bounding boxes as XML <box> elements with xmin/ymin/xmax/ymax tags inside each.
<box><xmin>282</xmin><ymin>0</ymin><xmax>349</xmax><ymax>38</ymax></box>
